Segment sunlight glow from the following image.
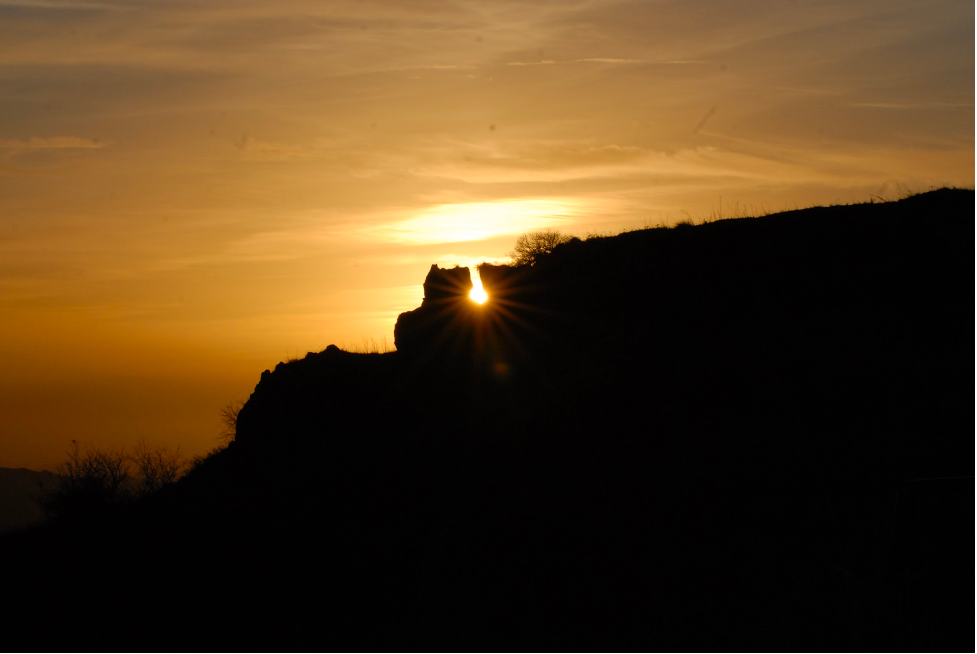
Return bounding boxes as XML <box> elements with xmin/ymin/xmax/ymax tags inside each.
<box><xmin>371</xmin><ymin>199</ymin><xmax>579</xmax><ymax>245</ymax></box>
<box><xmin>470</xmin><ymin>276</ymin><xmax>488</xmax><ymax>304</ymax></box>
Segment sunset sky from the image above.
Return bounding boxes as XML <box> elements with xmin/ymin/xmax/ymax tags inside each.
<box><xmin>1</xmin><ymin>0</ymin><xmax>973</xmax><ymax>470</ymax></box>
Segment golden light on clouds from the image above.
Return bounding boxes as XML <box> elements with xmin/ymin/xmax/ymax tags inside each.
<box><xmin>365</xmin><ymin>199</ymin><xmax>580</xmax><ymax>245</ymax></box>
<box><xmin>0</xmin><ymin>0</ymin><xmax>971</xmax><ymax>468</ymax></box>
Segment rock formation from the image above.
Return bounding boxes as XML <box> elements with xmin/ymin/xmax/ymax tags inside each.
<box><xmin>394</xmin><ymin>264</ymin><xmax>478</xmax><ymax>355</ymax></box>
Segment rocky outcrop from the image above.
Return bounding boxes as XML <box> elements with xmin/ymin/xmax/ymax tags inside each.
<box><xmin>421</xmin><ymin>264</ymin><xmax>473</xmax><ymax>301</ymax></box>
<box><xmin>475</xmin><ymin>262</ymin><xmax>523</xmax><ymax>301</ymax></box>
<box><xmin>394</xmin><ymin>264</ymin><xmax>479</xmax><ymax>354</ymax></box>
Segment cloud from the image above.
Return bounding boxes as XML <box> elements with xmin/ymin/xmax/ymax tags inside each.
<box><xmin>505</xmin><ymin>57</ymin><xmax>649</xmax><ymax>66</ymax></box>
<box><xmin>388</xmin><ymin>64</ymin><xmax>476</xmax><ymax>71</ymax></box>
<box><xmin>506</xmin><ymin>59</ymin><xmax>558</xmax><ymax>66</ymax></box>
<box><xmin>406</xmin><ymin>141</ymin><xmax>675</xmax><ymax>185</ymax></box>
<box><xmin>0</xmin><ymin>136</ymin><xmax>105</xmax><ymax>149</ymax></box>
<box><xmin>848</xmin><ymin>101</ymin><xmax>974</xmax><ymax>110</ymax></box>
<box><xmin>233</xmin><ymin>136</ymin><xmax>313</xmax><ymax>160</ymax></box>
<box><xmin>355</xmin><ymin>199</ymin><xmax>584</xmax><ymax>245</ymax></box>
<box><xmin>575</xmin><ymin>58</ymin><xmax>644</xmax><ymax>64</ymax></box>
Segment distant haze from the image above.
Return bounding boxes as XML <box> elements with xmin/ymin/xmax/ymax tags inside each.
<box><xmin>0</xmin><ymin>0</ymin><xmax>972</xmax><ymax>469</ymax></box>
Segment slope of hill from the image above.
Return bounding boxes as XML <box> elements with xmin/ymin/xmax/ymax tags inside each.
<box><xmin>2</xmin><ymin>189</ymin><xmax>972</xmax><ymax>651</ymax></box>
<box><xmin>0</xmin><ymin>467</ymin><xmax>57</xmax><ymax>534</ymax></box>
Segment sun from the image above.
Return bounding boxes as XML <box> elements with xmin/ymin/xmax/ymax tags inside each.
<box><xmin>470</xmin><ymin>277</ymin><xmax>488</xmax><ymax>304</ymax></box>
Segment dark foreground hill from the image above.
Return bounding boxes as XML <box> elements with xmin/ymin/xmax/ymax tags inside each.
<box><xmin>3</xmin><ymin>189</ymin><xmax>973</xmax><ymax>651</ymax></box>
<box><xmin>0</xmin><ymin>468</ymin><xmax>57</xmax><ymax>534</ymax></box>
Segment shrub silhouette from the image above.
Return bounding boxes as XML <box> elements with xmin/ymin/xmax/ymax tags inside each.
<box><xmin>42</xmin><ymin>441</ymin><xmax>133</xmax><ymax>520</ymax></box>
<box><xmin>42</xmin><ymin>439</ymin><xmax>186</xmax><ymax>521</ymax></box>
<box><xmin>130</xmin><ymin>440</ymin><xmax>186</xmax><ymax>494</ymax></box>
<box><xmin>508</xmin><ymin>228</ymin><xmax>575</xmax><ymax>266</ymax></box>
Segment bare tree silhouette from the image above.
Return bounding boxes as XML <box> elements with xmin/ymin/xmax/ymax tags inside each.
<box><xmin>218</xmin><ymin>400</ymin><xmax>245</xmax><ymax>446</ymax></box>
<box><xmin>508</xmin><ymin>229</ymin><xmax>574</xmax><ymax>266</ymax></box>
<box><xmin>131</xmin><ymin>440</ymin><xmax>186</xmax><ymax>494</ymax></box>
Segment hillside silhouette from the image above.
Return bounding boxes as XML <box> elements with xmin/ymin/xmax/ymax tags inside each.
<box><xmin>0</xmin><ymin>468</ymin><xmax>58</xmax><ymax>534</ymax></box>
<box><xmin>2</xmin><ymin>189</ymin><xmax>972</xmax><ymax>651</ymax></box>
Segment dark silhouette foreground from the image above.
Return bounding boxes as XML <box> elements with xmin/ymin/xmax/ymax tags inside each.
<box><xmin>3</xmin><ymin>189</ymin><xmax>972</xmax><ymax>651</ymax></box>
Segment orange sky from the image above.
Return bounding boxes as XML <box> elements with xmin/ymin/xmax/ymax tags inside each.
<box><xmin>1</xmin><ymin>0</ymin><xmax>973</xmax><ymax>470</ymax></box>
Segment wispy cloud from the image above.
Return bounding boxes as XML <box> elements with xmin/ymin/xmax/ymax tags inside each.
<box><xmin>388</xmin><ymin>64</ymin><xmax>476</xmax><ymax>71</ymax></box>
<box><xmin>849</xmin><ymin>101</ymin><xmax>974</xmax><ymax>110</ymax></box>
<box><xmin>0</xmin><ymin>136</ymin><xmax>106</xmax><ymax>150</ymax></box>
<box><xmin>506</xmin><ymin>57</ymin><xmax>649</xmax><ymax>66</ymax></box>
<box><xmin>506</xmin><ymin>59</ymin><xmax>558</xmax><ymax>66</ymax></box>
<box><xmin>575</xmin><ymin>58</ymin><xmax>644</xmax><ymax>64</ymax></box>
